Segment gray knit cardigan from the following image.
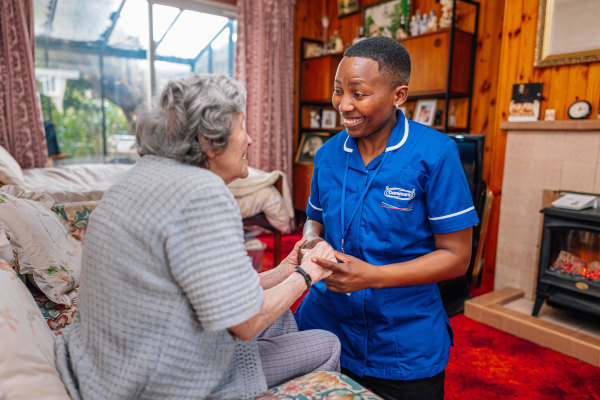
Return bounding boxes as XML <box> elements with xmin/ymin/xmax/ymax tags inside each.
<box><xmin>55</xmin><ymin>155</ymin><xmax>266</xmax><ymax>399</ymax></box>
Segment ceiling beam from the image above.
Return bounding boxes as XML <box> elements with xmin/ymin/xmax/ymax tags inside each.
<box><xmin>155</xmin><ymin>8</ymin><xmax>183</xmax><ymax>49</ymax></box>
<box><xmin>100</xmin><ymin>0</ymin><xmax>128</xmax><ymax>46</ymax></box>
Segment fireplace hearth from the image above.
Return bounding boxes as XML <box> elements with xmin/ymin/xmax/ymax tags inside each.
<box><xmin>533</xmin><ymin>206</ymin><xmax>600</xmax><ymax>320</ymax></box>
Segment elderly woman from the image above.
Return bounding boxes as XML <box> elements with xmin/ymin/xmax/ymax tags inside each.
<box><xmin>54</xmin><ymin>74</ymin><xmax>340</xmax><ymax>400</ymax></box>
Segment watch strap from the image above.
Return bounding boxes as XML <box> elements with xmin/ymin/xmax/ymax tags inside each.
<box><xmin>294</xmin><ymin>265</ymin><xmax>312</xmax><ymax>291</ymax></box>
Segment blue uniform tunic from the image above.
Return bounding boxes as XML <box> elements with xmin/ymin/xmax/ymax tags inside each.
<box><xmin>295</xmin><ymin>111</ymin><xmax>479</xmax><ymax>381</ymax></box>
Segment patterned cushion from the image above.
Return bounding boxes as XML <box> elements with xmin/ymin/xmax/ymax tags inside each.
<box><xmin>0</xmin><ymin>192</ymin><xmax>81</xmax><ymax>306</ymax></box>
<box><xmin>32</xmin><ymin>287</ymin><xmax>78</xmax><ymax>336</ymax></box>
<box><xmin>0</xmin><ymin>259</ymin><xmax>71</xmax><ymax>399</ymax></box>
<box><xmin>51</xmin><ymin>201</ymin><xmax>99</xmax><ymax>242</ymax></box>
<box><xmin>256</xmin><ymin>371</ymin><xmax>383</xmax><ymax>399</ymax></box>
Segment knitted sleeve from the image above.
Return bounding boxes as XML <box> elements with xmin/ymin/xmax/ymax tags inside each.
<box><xmin>166</xmin><ymin>183</ymin><xmax>263</xmax><ymax>331</ymax></box>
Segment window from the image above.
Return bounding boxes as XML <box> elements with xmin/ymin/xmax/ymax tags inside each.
<box><xmin>34</xmin><ymin>0</ymin><xmax>237</xmax><ymax>164</ymax></box>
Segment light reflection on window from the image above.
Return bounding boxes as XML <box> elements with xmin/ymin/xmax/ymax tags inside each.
<box><xmin>33</xmin><ymin>0</ymin><xmax>236</xmax><ymax>165</ymax></box>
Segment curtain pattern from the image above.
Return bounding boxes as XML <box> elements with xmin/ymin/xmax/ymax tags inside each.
<box><xmin>0</xmin><ymin>0</ymin><xmax>47</xmax><ymax>168</ymax></box>
<box><xmin>235</xmin><ymin>0</ymin><xmax>296</xmax><ymax>187</ymax></box>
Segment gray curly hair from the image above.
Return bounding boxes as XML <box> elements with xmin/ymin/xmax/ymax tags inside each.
<box><xmin>136</xmin><ymin>74</ymin><xmax>246</xmax><ymax>167</ymax></box>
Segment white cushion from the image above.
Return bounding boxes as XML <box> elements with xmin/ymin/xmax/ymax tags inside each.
<box><xmin>0</xmin><ymin>192</ymin><xmax>81</xmax><ymax>306</ymax></box>
<box><xmin>0</xmin><ymin>145</ymin><xmax>25</xmax><ymax>187</ymax></box>
<box><xmin>0</xmin><ymin>257</ymin><xmax>71</xmax><ymax>400</ymax></box>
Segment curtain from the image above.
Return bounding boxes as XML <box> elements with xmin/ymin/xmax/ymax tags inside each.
<box><xmin>235</xmin><ymin>0</ymin><xmax>296</xmax><ymax>187</ymax></box>
<box><xmin>0</xmin><ymin>0</ymin><xmax>48</xmax><ymax>168</ymax></box>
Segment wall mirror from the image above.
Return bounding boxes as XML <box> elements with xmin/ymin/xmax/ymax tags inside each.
<box><xmin>534</xmin><ymin>0</ymin><xmax>600</xmax><ymax>67</ymax></box>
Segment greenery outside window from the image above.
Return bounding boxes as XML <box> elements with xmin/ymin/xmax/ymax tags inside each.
<box><xmin>34</xmin><ymin>0</ymin><xmax>237</xmax><ymax>164</ymax></box>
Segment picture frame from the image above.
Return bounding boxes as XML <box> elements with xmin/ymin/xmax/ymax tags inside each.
<box><xmin>508</xmin><ymin>83</ymin><xmax>543</xmax><ymax>122</ymax></box>
<box><xmin>321</xmin><ymin>109</ymin><xmax>338</xmax><ymax>129</ymax></box>
<box><xmin>534</xmin><ymin>0</ymin><xmax>600</xmax><ymax>67</ymax></box>
<box><xmin>363</xmin><ymin>0</ymin><xmax>412</xmax><ymax>40</ymax></box>
<box><xmin>309</xmin><ymin>107</ymin><xmax>322</xmax><ymax>128</ymax></box>
<box><xmin>301</xmin><ymin>38</ymin><xmax>324</xmax><ymax>60</ymax></box>
<box><xmin>337</xmin><ymin>0</ymin><xmax>360</xmax><ymax>18</ymax></box>
<box><xmin>295</xmin><ymin>132</ymin><xmax>330</xmax><ymax>165</ymax></box>
<box><xmin>414</xmin><ymin>99</ymin><xmax>436</xmax><ymax>126</ymax></box>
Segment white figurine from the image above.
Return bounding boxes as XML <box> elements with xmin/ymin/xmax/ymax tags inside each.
<box><xmin>439</xmin><ymin>0</ymin><xmax>454</xmax><ymax>29</ymax></box>
<box><xmin>332</xmin><ymin>30</ymin><xmax>344</xmax><ymax>53</ymax></box>
<box><xmin>425</xmin><ymin>10</ymin><xmax>438</xmax><ymax>32</ymax></box>
<box><xmin>410</xmin><ymin>14</ymin><xmax>418</xmax><ymax>36</ymax></box>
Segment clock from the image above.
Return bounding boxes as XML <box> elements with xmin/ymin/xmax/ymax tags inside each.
<box><xmin>567</xmin><ymin>100</ymin><xmax>591</xmax><ymax>119</ymax></box>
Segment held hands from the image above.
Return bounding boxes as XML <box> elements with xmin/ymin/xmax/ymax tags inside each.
<box><xmin>299</xmin><ymin>241</ymin><xmax>335</xmax><ymax>283</ymax></box>
<box><xmin>311</xmin><ymin>251</ymin><xmax>375</xmax><ymax>293</ymax></box>
<box><xmin>297</xmin><ymin>236</ymin><xmax>325</xmax><ymax>264</ymax></box>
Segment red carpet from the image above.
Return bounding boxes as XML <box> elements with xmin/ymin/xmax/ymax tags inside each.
<box><xmin>259</xmin><ymin>231</ymin><xmax>600</xmax><ymax>399</ymax></box>
<box><xmin>447</xmin><ymin>314</ymin><xmax>600</xmax><ymax>400</ymax></box>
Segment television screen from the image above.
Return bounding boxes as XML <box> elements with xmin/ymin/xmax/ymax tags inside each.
<box><xmin>446</xmin><ymin>134</ymin><xmax>485</xmax><ymax>204</ymax></box>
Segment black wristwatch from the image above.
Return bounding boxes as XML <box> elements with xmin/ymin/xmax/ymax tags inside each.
<box><xmin>294</xmin><ymin>265</ymin><xmax>312</xmax><ymax>291</ymax></box>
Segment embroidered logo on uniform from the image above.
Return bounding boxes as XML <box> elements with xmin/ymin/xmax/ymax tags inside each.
<box><xmin>384</xmin><ymin>186</ymin><xmax>415</xmax><ymax>201</ymax></box>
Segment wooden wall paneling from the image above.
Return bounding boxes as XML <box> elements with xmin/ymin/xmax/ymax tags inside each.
<box><xmin>481</xmin><ymin>0</ymin><xmax>521</xmax><ymax>290</ymax></box>
<box><xmin>566</xmin><ymin>66</ymin><xmax>592</xmax><ymax>113</ymax></box>
<box><xmin>586</xmin><ymin>63</ymin><xmax>600</xmax><ymax>118</ymax></box>
<box><xmin>548</xmin><ymin>66</ymin><xmax>570</xmax><ymax>120</ymax></box>
<box><xmin>482</xmin><ymin>0</ymin><xmax>600</xmax><ymax>291</ymax></box>
<box><xmin>469</xmin><ymin>0</ymin><xmax>504</xmax><ymax>199</ymax></box>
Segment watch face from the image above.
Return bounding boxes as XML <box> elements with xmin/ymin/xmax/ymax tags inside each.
<box><xmin>568</xmin><ymin>101</ymin><xmax>591</xmax><ymax>119</ymax></box>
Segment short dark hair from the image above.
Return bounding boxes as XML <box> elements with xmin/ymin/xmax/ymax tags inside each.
<box><xmin>344</xmin><ymin>36</ymin><xmax>411</xmax><ymax>86</ymax></box>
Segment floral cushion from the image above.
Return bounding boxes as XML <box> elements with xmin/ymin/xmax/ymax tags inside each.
<box><xmin>0</xmin><ymin>259</ymin><xmax>71</xmax><ymax>399</ymax></box>
<box><xmin>32</xmin><ymin>287</ymin><xmax>78</xmax><ymax>336</ymax></box>
<box><xmin>256</xmin><ymin>371</ymin><xmax>383</xmax><ymax>399</ymax></box>
<box><xmin>0</xmin><ymin>192</ymin><xmax>81</xmax><ymax>306</ymax></box>
<box><xmin>51</xmin><ymin>201</ymin><xmax>99</xmax><ymax>242</ymax></box>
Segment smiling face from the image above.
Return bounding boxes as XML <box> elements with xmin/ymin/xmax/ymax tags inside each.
<box><xmin>206</xmin><ymin>113</ymin><xmax>252</xmax><ymax>184</ymax></box>
<box><xmin>332</xmin><ymin>57</ymin><xmax>408</xmax><ymax>142</ymax></box>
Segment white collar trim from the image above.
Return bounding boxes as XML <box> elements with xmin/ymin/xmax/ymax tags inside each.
<box><xmin>343</xmin><ymin>136</ymin><xmax>353</xmax><ymax>153</ymax></box>
<box><xmin>342</xmin><ymin>117</ymin><xmax>409</xmax><ymax>153</ymax></box>
<box><xmin>385</xmin><ymin>117</ymin><xmax>409</xmax><ymax>152</ymax></box>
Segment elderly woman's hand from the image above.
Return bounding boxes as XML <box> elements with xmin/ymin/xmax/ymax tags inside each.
<box><xmin>278</xmin><ymin>238</ymin><xmax>307</xmax><ymax>275</ymax></box>
<box><xmin>298</xmin><ymin>236</ymin><xmax>325</xmax><ymax>264</ymax></box>
<box><xmin>299</xmin><ymin>241</ymin><xmax>335</xmax><ymax>283</ymax></box>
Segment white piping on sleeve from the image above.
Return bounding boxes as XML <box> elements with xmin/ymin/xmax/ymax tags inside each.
<box><xmin>308</xmin><ymin>199</ymin><xmax>322</xmax><ymax>211</ymax></box>
<box><xmin>428</xmin><ymin>206</ymin><xmax>474</xmax><ymax>221</ymax></box>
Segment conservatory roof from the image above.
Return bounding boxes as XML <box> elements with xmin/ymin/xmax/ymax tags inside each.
<box><xmin>34</xmin><ymin>0</ymin><xmax>235</xmax><ymax>64</ymax></box>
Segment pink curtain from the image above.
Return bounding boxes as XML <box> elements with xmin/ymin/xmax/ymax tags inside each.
<box><xmin>0</xmin><ymin>0</ymin><xmax>47</xmax><ymax>168</ymax></box>
<box><xmin>235</xmin><ymin>0</ymin><xmax>296</xmax><ymax>186</ymax></box>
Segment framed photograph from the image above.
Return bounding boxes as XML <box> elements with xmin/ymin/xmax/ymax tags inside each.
<box><xmin>337</xmin><ymin>0</ymin><xmax>360</xmax><ymax>18</ymax></box>
<box><xmin>508</xmin><ymin>83</ymin><xmax>543</xmax><ymax>122</ymax></box>
<box><xmin>534</xmin><ymin>0</ymin><xmax>600</xmax><ymax>67</ymax></box>
<box><xmin>295</xmin><ymin>132</ymin><xmax>330</xmax><ymax>165</ymax></box>
<box><xmin>309</xmin><ymin>107</ymin><xmax>322</xmax><ymax>128</ymax></box>
<box><xmin>363</xmin><ymin>0</ymin><xmax>411</xmax><ymax>39</ymax></box>
<box><xmin>321</xmin><ymin>109</ymin><xmax>338</xmax><ymax>129</ymax></box>
<box><xmin>414</xmin><ymin>99</ymin><xmax>436</xmax><ymax>126</ymax></box>
<box><xmin>301</xmin><ymin>38</ymin><xmax>323</xmax><ymax>60</ymax></box>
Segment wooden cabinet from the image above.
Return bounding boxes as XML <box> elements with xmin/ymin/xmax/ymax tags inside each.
<box><xmin>294</xmin><ymin>53</ymin><xmax>343</xmax><ymax>211</ymax></box>
<box><xmin>400</xmin><ymin>28</ymin><xmax>473</xmax><ymax>97</ymax></box>
<box><xmin>293</xmin><ymin>164</ymin><xmax>314</xmax><ymax>211</ymax></box>
<box><xmin>300</xmin><ymin>54</ymin><xmax>342</xmax><ymax>102</ymax></box>
<box><xmin>399</xmin><ymin>0</ymin><xmax>480</xmax><ymax>133</ymax></box>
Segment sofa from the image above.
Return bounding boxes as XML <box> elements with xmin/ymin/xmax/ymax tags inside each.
<box><xmin>0</xmin><ymin>191</ymin><xmax>381</xmax><ymax>400</ymax></box>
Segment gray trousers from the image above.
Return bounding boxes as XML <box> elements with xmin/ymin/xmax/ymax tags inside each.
<box><xmin>257</xmin><ymin>309</ymin><xmax>341</xmax><ymax>388</ymax></box>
